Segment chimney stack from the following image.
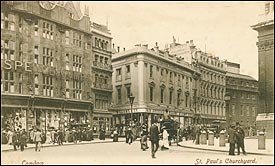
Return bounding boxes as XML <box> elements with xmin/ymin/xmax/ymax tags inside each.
<box><xmin>117</xmin><ymin>46</ymin><xmax>120</xmax><ymax>52</ymax></box>
<box><xmin>142</xmin><ymin>44</ymin><xmax>148</xmax><ymax>49</ymax></box>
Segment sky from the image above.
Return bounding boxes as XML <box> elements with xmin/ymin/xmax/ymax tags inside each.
<box><xmin>80</xmin><ymin>1</ymin><xmax>266</xmax><ymax>80</ymax></box>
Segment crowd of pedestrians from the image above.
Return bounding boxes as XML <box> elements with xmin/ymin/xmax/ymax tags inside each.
<box><xmin>1</xmin><ymin>126</ymin><xmax>96</xmax><ymax>152</ymax></box>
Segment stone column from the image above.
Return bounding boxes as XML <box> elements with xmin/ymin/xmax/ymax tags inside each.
<box><xmin>137</xmin><ymin>55</ymin><xmax>145</xmax><ymax>106</ymax></box>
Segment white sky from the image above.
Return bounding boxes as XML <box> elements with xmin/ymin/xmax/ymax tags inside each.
<box><xmin>81</xmin><ymin>1</ymin><xmax>265</xmax><ymax>80</ymax></box>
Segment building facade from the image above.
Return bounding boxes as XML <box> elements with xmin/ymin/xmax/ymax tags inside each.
<box><xmin>251</xmin><ymin>1</ymin><xmax>274</xmax><ymax>115</ymax></box>
<box><xmin>111</xmin><ymin>44</ymin><xmax>199</xmax><ymax>129</ymax></box>
<box><xmin>251</xmin><ymin>1</ymin><xmax>274</xmax><ymax>138</ymax></box>
<box><xmin>90</xmin><ymin>23</ymin><xmax>113</xmax><ymax>135</ymax></box>
<box><xmin>192</xmin><ymin>50</ymin><xmax>227</xmax><ymax>125</ymax></box>
<box><xmin>225</xmin><ymin>61</ymin><xmax>258</xmax><ymax>136</ymax></box>
<box><xmin>1</xmin><ymin>1</ymin><xmax>113</xmax><ymax>135</ymax></box>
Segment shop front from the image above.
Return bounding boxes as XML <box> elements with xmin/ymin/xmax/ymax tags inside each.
<box><xmin>92</xmin><ymin>111</ymin><xmax>112</xmax><ymax>136</ymax></box>
<box><xmin>1</xmin><ymin>94</ymin><xmax>93</xmax><ymax>133</ymax></box>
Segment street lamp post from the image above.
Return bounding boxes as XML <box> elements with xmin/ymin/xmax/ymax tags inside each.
<box><xmin>128</xmin><ymin>93</ymin><xmax>135</xmax><ymax>125</ymax></box>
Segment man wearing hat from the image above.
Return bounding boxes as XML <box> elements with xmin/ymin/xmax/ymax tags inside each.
<box><xmin>149</xmin><ymin>120</ymin><xmax>160</xmax><ymax>158</ymax></box>
<box><xmin>236</xmin><ymin>122</ymin><xmax>246</xmax><ymax>155</ymax></box>
<box><xmin>228</xmin><ymin>124</ymin><xmax>237</xmax><ymax>155</ymax></box>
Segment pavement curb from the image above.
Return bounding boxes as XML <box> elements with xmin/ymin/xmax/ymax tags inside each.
<box><xmin>177</xmin><ymin>144</ymin><xmax>274</xmax><ymax>156</ymax></box>
<box><xmin>1</xmin><ymin>139</ymin><xmax>125</xmax><ymax>152</ymax></box>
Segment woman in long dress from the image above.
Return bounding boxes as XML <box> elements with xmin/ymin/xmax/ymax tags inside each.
<box><xmin>161</xmin><ymin>127</ymin><xmax>169</xmax><ymax>150</ymax></box>
<box><xmin>7</xmin><ymin>130</ymin><xmax>13</xmax><ymax>145</ymax></box>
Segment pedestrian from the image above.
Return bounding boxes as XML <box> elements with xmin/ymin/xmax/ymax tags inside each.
<box><xmin>64</xmin><ymin>128</ymin><xmax>69</xmax><ymax>143</ymax></box>
<box><xmin>29</xmin><ymin>128</ymin><xmax>35</xmax><ymax>144</ymax></box>
<box><xmin>236</xmin><ymin>122</ymin><xmax>246</xmax><ymax>155</ymax></box>
<box><xmin>160</xmin><ymin>126</ymin><xmax>169</xmax><ymax>150</ymax></box>
<box><xmin>7</xmin><ymin>129</ymin><xmax>13</xmax><ymax>145</ymax></box>
<box><xmin>33</xmin><ymin>129</ymin><xmax>42</xmax><ymax>152</ymax></box>
<box><xmin>125</xmin><ymin>127</ymin><xmax>129</xmax><ymax>143</ymax></box>
<box><xmin>57</xmin><ymin>129</ymin><xmax>64</xmax><ymax>145</ymax></box>
<box><xmin>149</xmin><ymin>120</ymin><xmax>160</xmax><ymax>158</ymax></box>
<box><xmin>140</xmin><ymin>125</ymin><xmax>148</xmax><ymax>151</ymax></box>
<box><xmin>50</xmin><ymin>129</ymin><xmax>55</xmax><ymax>144</ymax></box>
<box><xmin>127</xmin><ymin>127</ymin><xmax>133</xmax><ymax>145</ymax></box>
<box><xmin>228</xmin><ymin>125</ymin><xmax>237</xmax><ymax>155</ymax></box>
<box><xmin>19</xmin><ymin>129</ymin><xmax>28</xmax><ymax>151</ymax></box>
<box><xmin>194</xmin><ymin>124</ymin><xmax>200</xmax><ymax>144</ymax></box>
<box><xmin>12</xmin><ymin>129</ymin><xmax>19</xmax><ymax>151</ymax></box>
<box><xmin>113</xmin><ymin>128</ymin><xmax>118</xmax><ymax>142</ymax></box>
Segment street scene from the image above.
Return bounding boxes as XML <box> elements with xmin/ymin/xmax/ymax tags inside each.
<box><xmin>1</xmin><ymin>139</ymin><xmax>274</xmax><ymax>165</ymax></box>
<box><xmin>1</xmin><ymin>1</ymin><xmax>274</xmax><ymax>165</ymax></box>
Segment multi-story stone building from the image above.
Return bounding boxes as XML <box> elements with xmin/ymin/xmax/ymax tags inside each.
<box><xmin>90</xmin><ymin>22</ymin><xmax>113</xmax><ymax>134</ymax></box>
<box><xmin>225</xmin><ymin>61</ymin><xmax>258</xmax><ymax>135</ymax></box>
<box><xmin>251</xmin><ymin>1</ymin><xmax>274</xmax><ymax>138</ymax></box>
<box><xmin>192</xmin><ymin>50</ymin><xmax>227</xmax><ymax>125</ymax></box>
<box><xmin>1</xmin><ymin>1</ymin><xmax>113</xmax><ymax>135</ymax></box>
<box><xmin>111</xmin><ymin>43</ymin><xmax>199</xmax><ymax>129</ymax></box>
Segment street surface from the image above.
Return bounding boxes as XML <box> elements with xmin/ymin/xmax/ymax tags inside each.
<box><xmin>1</xmin><ymin>140</ymin><xmax>274</xmax><ymax>165</ymax></box>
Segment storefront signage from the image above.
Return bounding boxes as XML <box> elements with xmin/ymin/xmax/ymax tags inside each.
<box><xmin>2</xmin><ymin>60</ymin><xmax>32</xmax><ymax>72</ymax></box>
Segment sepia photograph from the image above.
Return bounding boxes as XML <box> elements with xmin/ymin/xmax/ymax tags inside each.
<box><xmin>1</xmin><ymin>1</ymin><xmax>274</xmax><ymax>165</ymax></box>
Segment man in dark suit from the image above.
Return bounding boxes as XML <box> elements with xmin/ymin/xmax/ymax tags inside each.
<box><xmin>149</xmin><ymin>120</ymin><xmax>160</xmax><ymax>158</ymax></box>
<box><xmin>236</xmin><ymin>122</ymin><xmax>246</xmax><ymax>155</ymax></box>
<box><xmin>228</xmin><ymin>125</ymin><xmax>237</xmax><ymax>155</ymax></box>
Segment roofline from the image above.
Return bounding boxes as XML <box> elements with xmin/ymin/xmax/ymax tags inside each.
<box><xmin>226</xmin><ymin>72</ymin><xmax>257</xmax><ymax>81</ymax></box>
<box><xmin>112</xmin><ymin>47</ymin><xmax>196</xmax><ymax>73</ymax></box>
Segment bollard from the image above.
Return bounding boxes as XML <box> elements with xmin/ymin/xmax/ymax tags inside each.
<box><xmin>201</xmin><ymin>131</ymin><xmax>207</xmax><ymax>145</ymax></box>
<box><xmin>208</xmin><ymin>131</ymin><xmax>214</xmax><ymax>146</ymax></box>
<box><xmin>219</xmin><ymin>130</ymin><xmax>226</xmax><ymax>147</ymax></box>
<box><xmin>258</xmin><ymin>131</ymin><xmax>265</xmax><ymax>150</ymax></box>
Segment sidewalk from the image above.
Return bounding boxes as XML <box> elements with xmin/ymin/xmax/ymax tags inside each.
<box><xmin>178</xmin><ymin>138</ymin><xmax>274</xmax><ymax>156</ymax></box>
<box><xmin>1</xmin><ymin>138</ymin><xmax>126</xmax><ymax>152</ymax></box>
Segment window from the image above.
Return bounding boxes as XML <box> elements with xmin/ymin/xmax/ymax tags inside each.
<box><xmin>116</xmin><ymin>68</ymin><xmax>122</xmax><ymax>81</ymax></box>
<box><xmin>241</xmin><ymin>105</ymin><xmax>244</xmax><ymax>116</ymax></box>
<box><xmin>104</xmin><ymin>57</ymin><xmax>108</xmax><ymax>65</ymax></box>
<box><xmin>178</xmin><ymin>75</ymin><xmax>181</xmax><ymax>86</ymax></box>
<box><xmin>169</xmin><ymin>91</ymin><xmax>173</xmax><ymax>104</ymax></box>
<box><xmin>66</xmin><ymin>89</ymin><xmax>70</xmax><ymax>98</ymax></box>
<box><xmin>19</xmin><ymin>83</ymin><xmax>22</xmax><ymax>94</ymax></box>
<box><xmin>186</xmin><ymin>77</ymin><xmax>189</xmax><ymax>88</ymax></box>
<box><xmin>150</xmin><ymin>65</ymin><xmax>153</xmax><ymax>78</ymax></box>
<box><xmin>65</xmin><ymin>31</ymin><xmax>70</xmax><ymax>45</ymax></box>
<box><xmin>66</xmin><ymin>80</ymin><xmax>69</xmax><ymax>89</ymax></box>
<box><xmin>126</xmin><ymin>65</ymin><xmax>130</xmax><ymax>73</ymax></box>
<box><xmin>126</xmin><ymin>86</ymin><xmax>131</xmax><ymax>98</ymax></box>
<box><xmin>150</xmin><ymin>87</ymin><xmax>153</xmax><ymax>102</ymax></box>
<box><xmin>42</xmin><ymin>75</ymin><xmax>54</xmax><ymax>97</ymax></box>
<box><xmin>252</xmin><ymin>106</ymin><xmax>256</xmax><ymax>116</ymax></box>
<box><xmin>35</xmin><ymin>84</ymin><xmax>39</xmax><ymax>95</ymax></box>
<box><xmin>177</xmin><ymin>92</ymin><xmax>181</xmax><ymax>106</ymax></box>
<box><xmin>117</xmin><ymin>88</ymin><xmax>121</xmax><ymax>104</ymax></box>
<box><xmin>161</xmin><ymin>89</ymin><xmax>164</xmax><ymax>103</ymax></box>
<box><xmin>161</xmin><ymin>69</ymin><xmax>164</xmax><ymax>76</ymax></box>
<box><xmin>232</xmin><ymin>104</ymin><xmax>235</xmax><ymax>116</ymax></box>
<box><xmin>246</xmin><ymin>106</ymin><xmax>250</xmax><ymax>116</ymax></box>
<box><xmin>34</xmin><ymin>74</ymin><xmax>39</xmax><ymax>84</ymax></box>
<box><xmin>42</xmin><ymin>47</ymin><xmax>53</xmax><ymax>66</ymax></box>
